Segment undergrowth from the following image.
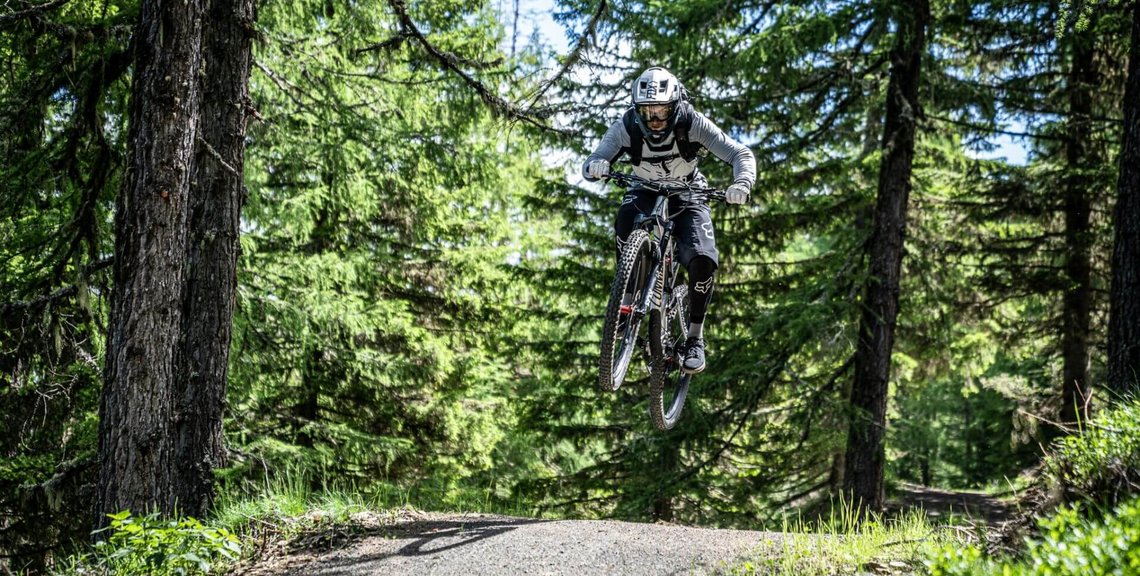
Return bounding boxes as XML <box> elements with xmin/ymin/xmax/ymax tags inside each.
<box><xmin>49</xmin><ymin>473</ymin><xmax>538</xmax><ymax>575</ymax></box>
<box><xmin>925</xmin><ymin>397</ymin><xmax>1140</xmax><ymax>575</ymax></box>
<box><xmin>49</xmin><ymin>399</ymin><xmax>1140</xmax><ymax>575</ymax></box>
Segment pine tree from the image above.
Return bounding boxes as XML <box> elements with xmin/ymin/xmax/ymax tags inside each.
<box><xmin>0</xmin><ymin>0</ymin><xmax>133</xmax><ymax>561</ymax></box>
<box><xmin>96</xmin><ymin>0</ymin><xmax>208</xmax><ymax>521</ymax></box>
<box><xmin>844</xmin><ymin>0</ymin><xmax>930</xmax><ymax>513</ymax></box>
<box><xmin>1108</xmin><ymin>0</ymin><xmax>1140</xmax><ymax>397</ymax></box>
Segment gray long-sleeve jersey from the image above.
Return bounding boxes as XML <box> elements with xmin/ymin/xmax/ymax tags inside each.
<box><xmin>582</xmin><ymin>107</ymin><xmax>756</xmax><ymax>189</ymax></box>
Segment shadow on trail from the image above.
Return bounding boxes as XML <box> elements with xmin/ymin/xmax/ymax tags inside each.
<box><xmin>392</xmin><ymin>518</ymin><xmax>547</xmax><ymax>556</ymax></box>
<box><xmin>888</xmin><ymin>483</ymin><xmax>1014</xmax><ymax>525</ymax></box>
<box><xmin>303</xmin><ymin>517</ymin><xmax>549</xmax><ymax>576</ymax></box>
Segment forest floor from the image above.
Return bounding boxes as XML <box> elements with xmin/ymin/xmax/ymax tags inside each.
<box><xmin>888</xmin><ymin>482</ymin><xmax>1015</xmax><ymax>525</ymax></box>
<box><xmin>233</xmin><ymin>485</ymin><xmax>1014</xmax><ymax>576</ymax></box>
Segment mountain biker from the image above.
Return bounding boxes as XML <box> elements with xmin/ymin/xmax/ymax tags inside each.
<box><xmin>582</xmin><ymin>66</ymin><xmax>756</xmax><ymax>375</ymax></box>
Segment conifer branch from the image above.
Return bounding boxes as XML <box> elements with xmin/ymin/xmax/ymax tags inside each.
<box><xmin>0</xmin><ymin>258</ymin><xmax>112</xmax><ymax>315</ymax></box>
<box><xmin>926</xmin><ymin>113</ymin><xmax>1067</xmax><ymax>141</ymax></box>
<box><xmin>386</xmin><ymin>0</ymin><xmax>571</xmax><ymax>135</ymax></box>
<box><xmin>525</xmin><ymin>0</ymin><xmax>607</xmax><ymax>108</ymax></box>
<box><xmin>0</xmin><ymin>0</ymin><xmax>70</xmax><ymax>26</ymax></box>
<box><xmin>355</xmin><ymin>31</ymin><xmax>412</xmax><ymax>55</ymax></box>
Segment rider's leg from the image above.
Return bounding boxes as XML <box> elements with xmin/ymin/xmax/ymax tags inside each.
<box><xmin>687</xmin><ymin>255</ymin><xmax>716</xmax><ymax>338</ymax></box>
<box><xmin>672</xmin><ymin>201</ymin><xmax>718</xmax><ymax>374</ymax></box>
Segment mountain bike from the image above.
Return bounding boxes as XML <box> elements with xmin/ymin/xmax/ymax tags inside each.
<box><xmin>597</xmin><ymin>171</ymin><xmax>725</xmax><ymax>430</ymax></box>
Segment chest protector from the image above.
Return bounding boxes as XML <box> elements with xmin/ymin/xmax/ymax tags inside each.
<box><xmin>620</xmin><ymin>101</ymin><xmax>703</xmax><ymax>167</ymax></box>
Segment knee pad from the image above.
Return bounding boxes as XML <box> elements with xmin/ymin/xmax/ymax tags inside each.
<box><xmin>689</xmin><ymin>255</ymin><xmax>716</xmax><ymax>294</ymax></box>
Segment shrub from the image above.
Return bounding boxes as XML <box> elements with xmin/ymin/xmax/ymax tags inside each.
<box><xmin>925</xmin><ymin>399</ymin><xmax>1140</xmax><ymax>575</ymax></box>
<box><xmin>1046</xmin><ymin>400</ymin><xmax>1140</xmax><ymax>507</ymax></box>
<box><xmin>64</xmin><ymin>511</ymin><xmax>242</xmax><ymax>575</ymax></box>
<box><xmin>926</xmin><ymin>495</ymin><xmax>1140</xmax><ymax>575</ymax></box>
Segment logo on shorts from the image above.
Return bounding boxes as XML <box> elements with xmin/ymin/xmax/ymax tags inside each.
<box><xmin>701</xmin><ymin>222</ymin><xmax>714</xmax><ymax>239</ymax></box>
<box><xmin>616</xmin><ymin>235</ymin><xmax>627</xmax><ymax>252</ymax></box>
<box><xmin>695</xmin><ymin>277</ymin><xmax>714</xmax><ymax>294</ymax></box>
<box><xmin>622</xmin><ymin>195</ymin><xmax>636</xmax><ymax>206</ymax></box>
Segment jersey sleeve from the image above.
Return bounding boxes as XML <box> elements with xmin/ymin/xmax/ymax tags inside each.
<box><xmin>581</xmin><ymin>120</ymin><xmax>630</xmax><ymax>181</ymax></box>
<box><xmin>689</xmin><ymin>112</ymin><xmax>756</xmax><ymax>189</ymax></box>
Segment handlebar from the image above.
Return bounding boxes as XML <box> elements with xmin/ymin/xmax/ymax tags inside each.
<box><xmin>605</xmin><ymin>171</ymin><xmax>726</xmax><ymax>203</ymax></box>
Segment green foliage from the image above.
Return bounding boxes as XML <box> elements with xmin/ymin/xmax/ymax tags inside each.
<box><xmin>0</xmin><ymin>0</ymin><xmax>132</xmax><ymax>565</ymax></box>
<box><xmin>926</xmin><ymin>400</ymin><xmax>1140</xmax><ymax>574</ymax></box>
<box><xmin>62</xmin><ymin>512</ymin><xmax>242</xmax><ymax>576</ymax></box>
<box><xmin>926</xmin><ymin>496</ymin><xmax>1140</xmax><ymax>575</ymax></box>
<box><xmin>220</xmin><ymin>0</ymin><xmax>565</xmax><ymax>511</ymax></box>
<box><xmin>890</xmin><ymin>360</ymin><xmax>1043</xmax><ymax>488</ymax></box>
<box><xmin>1045</xmin><ymin>399</ymin><xmax>1140</xmax><ymax>506</ymax></box>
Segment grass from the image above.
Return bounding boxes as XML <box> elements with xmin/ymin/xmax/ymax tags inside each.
<box><xmin>726</xmin><ymin>497</ymin><xmax>966</xmax><ymax>575</ymax></box>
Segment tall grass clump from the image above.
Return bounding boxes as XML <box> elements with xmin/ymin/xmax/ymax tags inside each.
<box><xmin>730</xmin><ymin>496</ymin><xmax>950</xmax><ymax>575</ymax></box>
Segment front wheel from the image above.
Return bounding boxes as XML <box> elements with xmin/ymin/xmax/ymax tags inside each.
<box><xmin>599</xmin><ymin>229</ymin><xmax>654</xmax><ymax>391</ymax></box>
<box><xmin>648</xmin><ymin>284</ymin><xmax>692</xmax><ymax>430</ymax></box>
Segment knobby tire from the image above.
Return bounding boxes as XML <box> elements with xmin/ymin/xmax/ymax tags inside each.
<box><xmin>599</xmin><ymin>229</ymin><xmax>653</xmax><ymax>391</ymax></box>
<box><xmin>648</xmin><ymin>284</ymin><xmax>691</xmax><ymax>430</ymax></box>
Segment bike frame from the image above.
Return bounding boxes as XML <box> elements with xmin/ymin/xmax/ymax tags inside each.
<box><xmin>626</xmin><ymin>194</ymin><xmax>678</xmax><ymax>348</ymax></box>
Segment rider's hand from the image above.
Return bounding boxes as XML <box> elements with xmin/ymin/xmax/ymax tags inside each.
<box><xmin>726</xmin><ymin>183</ymin><xmax>750</xmax><ymax>205</ymax></box>
<box><xmin>587</xmin><ymin>159</ymin><xmax>610</xmax><ymax>180</ymax></box>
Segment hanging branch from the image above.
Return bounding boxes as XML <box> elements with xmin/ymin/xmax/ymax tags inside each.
<box><xmin>0</xmin><ymin>258</ymin><xmax>113</xmax><ymax>316</ymax></box>
<box><xmin>355</xmin><ymin>31</ymin><xmax>413</xmax><ymax>55</ymax></box>
<box><xmin>525</xmin><ymin>0</ymin><xmax>608</xmax><ymax>109</ymax></box>
<box><xmin>386</xmin><ymin>0</ymin><xmax>571</xmax><ymax>135</ymax></box>
<box><xmin>0</xmin><ymin>0</ymin><xmax>71</xmax><ymax>26</ymax></box>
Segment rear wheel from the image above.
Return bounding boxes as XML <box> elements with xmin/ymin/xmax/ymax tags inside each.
<box><xmin>599</xmin><ymin>229</ymin><xmax>653</xmax><ymax>391</ymax></box>
<box><xmin>648</xmin><ymin>284</ymin><xmax>692</xmax><ymax>430</ymax></box>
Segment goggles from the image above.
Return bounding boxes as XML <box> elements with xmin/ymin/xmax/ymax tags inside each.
<box><xmin>637</xmin><ymin>103</ymin><xmax>675</xmax><ymax>123</ymax></box>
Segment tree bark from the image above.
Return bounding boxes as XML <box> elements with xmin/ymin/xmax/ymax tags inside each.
<box><xmin>97</xmin><ymin>0</ymin><xmax>206</xmax><ymax>522</ymax></box>
<box><xmin>1058</xmin><ymin>32</ymin><xmax>1096</xmax><ymax>432</ymax></box>
<box><xmin>175</xmin><ymin>0</ymin><xmax>256</xmax><ymax>518</ymax></box>
<box><xmin>843</xmin><ymin>0</ymin><xmax>928</xmax><ymax>514</ymax></box>
<box><xmin>1108</xmin><ymin>1</ymin><xmax>1140</xmax><ymax>397</ymax></box>
<box><xmin>651</xmin><ymin>441</ymin><xmax>680</xmax><ymax>522</ymax></box>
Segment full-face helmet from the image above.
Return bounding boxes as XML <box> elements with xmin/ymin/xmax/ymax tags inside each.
<box><xmin>631</xmin><ymin>67</ymin><xmax>683</xmax><ymax>143</ymax></box>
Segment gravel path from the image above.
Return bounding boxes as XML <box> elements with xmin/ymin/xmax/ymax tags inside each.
<box><xmin>238</xmin><ymin>511</ymin><xmax>787</xmax><ymax>576</ymax></box>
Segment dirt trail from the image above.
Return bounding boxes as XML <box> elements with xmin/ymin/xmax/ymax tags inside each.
<box><xmin>888</xmin><ymin>482</ymin><xmax>1015</xmax><ymax>525</ymax></box>
<box><xmin>237</xmin><ymin>510</ymin><xmax>789</xmax><ymax>576</ymax></box>
<box><xmin>237</xmin><ymin>486</ymin><xmax>1014</xmax><ymax>576</ymax></box>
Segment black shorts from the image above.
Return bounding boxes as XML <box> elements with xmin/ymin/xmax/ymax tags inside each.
<box><xmin>614</xmin><ymin>189</ymin><xmax>719</xmax><ymax>269</ymax></box>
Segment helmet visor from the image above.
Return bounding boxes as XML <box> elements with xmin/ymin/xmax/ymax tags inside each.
<box><xmin>636</xmin><ymin>103</ymin><xmax>675</xmax><ymax>124</ymax></box>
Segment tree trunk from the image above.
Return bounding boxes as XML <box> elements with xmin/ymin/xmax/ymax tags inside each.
<box><xmin>843</xmin><ymin>0</ymin><xmax>928</xmax><ymax>514</ymax></box>
<box><xmin>1059</xmin><ymin>33</ymin><xmax>1096</xmax><ymax>432</ymax></box>
<box><xmin>1108</xmin><ymin>1</ymin><xmax>1140</xmax><ymax>397</ymax></box>
<box><xmin>97</xmin><ymin>0</ymin><xmax>206</xmax><ymax>522</ymax></box>
<box><xmin>175</xmin><ymin>0</ymin><xmax>256</xmax><ymax>518</ymax></box>
<box><xmin>651</xmin><ymin>441</ymin><xmax>679</xmax><ymax>522</ymax></box>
